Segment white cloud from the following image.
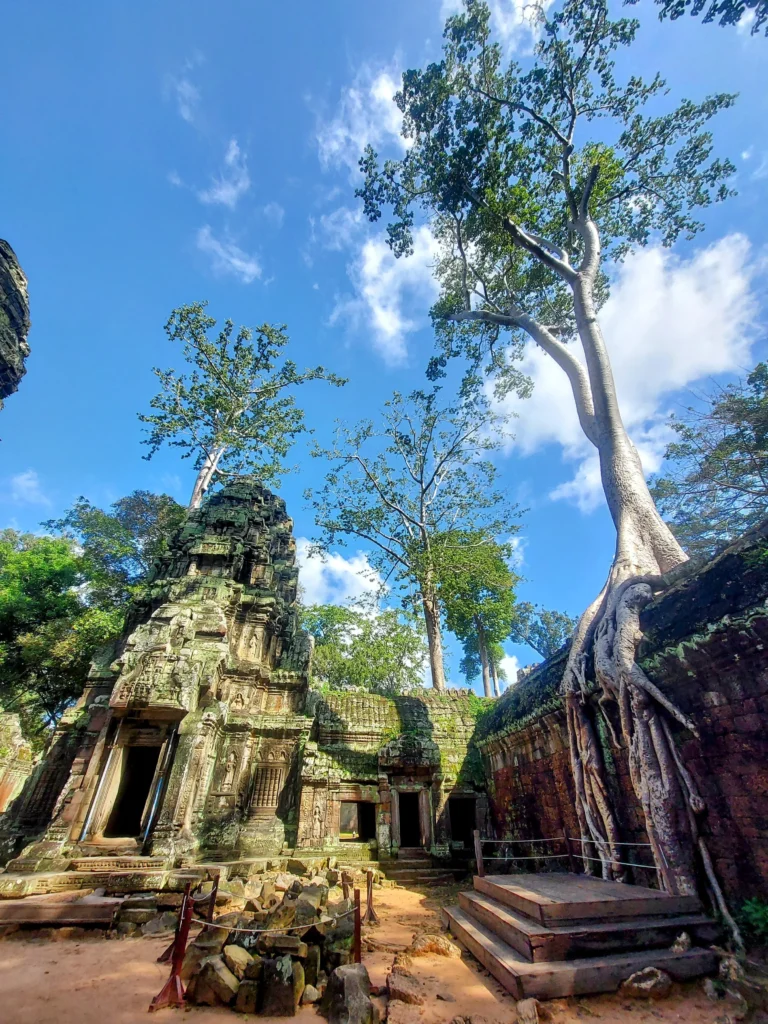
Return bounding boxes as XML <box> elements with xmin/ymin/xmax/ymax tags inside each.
<box><xmin>295</xmin><ymin>538</ymin><xmax>383</xmax><ymax>606</ymax></box>
<box><xmin>440</xmin><ymin>0</ymin><xmax>553</xmax><ymax>52</ymax></box>
<box><xmin>8</xmin><ymin>470</ymin><xmax>51</xmax><ymax>507</ymax></box>
<box><xmin>196</xmin><ymin>226</ymin><xmax>261</xmax><ymax>283</ymax></box>
<box><xmin>263</xmin><ymin>202</ymin><xmax>285</xmax><ymax>227</ymax></box>
<box><xmin>330</xmin><ymin>225</ymin><xmax>440</xmax><ymax>365</ymax></box>
<box><xmin>167</xmin><ymin>170</ymin><xmax>184</xmax><ymax>187</ymax></box>
<box><xmin>198</xmin><ymin>139</ymin><xmax>251</xmax><ymax>209</ymax></box>
<box><xmin>315</xmin><ymin>62</ymin><xmax>406</xmax><ymax>177</ymax></box>
<box><xmin>737</xmin><ymin>8</ymin><xmax>757</xmax><ymax>33</ymax></box>
<box><xmin>318</xmin><ymin>206</ymin><xmax>365</xmax><ymax>251</ymax></box>
<box><xmin>165</xmin><ymin>55</ymin><xmax>204</xmax><ymax>125</ymax></box>
<box><xmin>498</xmin><ymin>234</ymin><xmax>759</xmax><ymax>512</ymax></box>
<box><xmin>498</xmin><ymin>654</ymin><xmax>520</xmax><ymax>690</ymax></box>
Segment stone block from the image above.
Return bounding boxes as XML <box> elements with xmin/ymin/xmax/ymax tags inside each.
<box><xmin>326</xmin><ymin>962</ymin><xmax>377</xmax><ymax>1024</ymax></box>
<box><xmin>223</xmin><ymin>943</ymin><xmax>254</xmax><ymax>979</ymax></box>
<box><xmin>185</xmin><ymin>955</ymin><xmax>240</xmax><ymax>1006</ymax></box>
<box><xmin>234</xmin><ymin>979</ymin><xmax>260</xmax><ymax>1014</ymax></box>
<box><xmin>261</xmin><ymin>955</ymin><xmax>305</xmax><ymax>1016</ymax></box>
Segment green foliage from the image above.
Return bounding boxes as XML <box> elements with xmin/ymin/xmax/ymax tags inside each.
<box><xmin>140</xmin><ymin>302</ymin><xmax>346</xmax><ymax>504</ymax></box>
<box><xmin>434</xmin><ymin>531</ymin><xmax>519</xmax><ymax>693</ymax></box>
<box><xmin>357</xmin><ymin>0</ymin><xmax>735</xmax><ymax>400</ymax></box>
<box><xmin>0</xmin><ymin>532</ymin><xmax>123</xmax><ymax>742</ymax></box>
<box><xmin>43</xmin><ymin>490</ymin><xmax>186</xmax><ymax>606</ymax></box>
<box><xmin>651</xmin><ymin>363</ymin><xmax>768</xmax><ymax>561</ymax></box>
<box><xmin>302</xmin><ymin>602</ymin><xmax>428</xmax><ymax>697</ymax></box>
<box><xmin>739</xmin><ymin>897</ymin><xmax>768</xmax><ymax>944</ymax></box>
<box><xmin>638</xmin><ymin>0</ymin><xmax>767</xmax><ymax>37</ymax></box>
<box><xmin>509</xmin><ymin>603</ymin><xmax>577</xmax><ymax>659</ymax></box>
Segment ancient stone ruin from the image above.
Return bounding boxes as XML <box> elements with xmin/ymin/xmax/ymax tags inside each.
<box><xmin>0</xmin><ymin>239</ymin><xmax>30</xmax><ymax>410</ymax></box>
<box><xmin>0</xmin><ymin>479</ymin><xmax>488</xmax><ymax>881</ymax></box>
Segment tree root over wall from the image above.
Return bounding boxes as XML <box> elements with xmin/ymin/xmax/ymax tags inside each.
<box><xmin>562</xmin><ymin>573</ymin><xmax>744</xmax><ymax>951</ymax></box>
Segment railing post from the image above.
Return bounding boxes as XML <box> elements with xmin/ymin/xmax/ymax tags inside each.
<box><xmin>362</xmin><ymin>869</ymin><xmax>380</xmax><ymax>925</ymax></box>
<box><xmin>149</xmin><ymin>886</ymin><xmax>194</xmax><ymax>1011</ymax></box>
<box><xmin>157</xmin><ymin>881</ymin><xmax>191</xmax><ymax>964</ymax></box>
<box><xmin>563</xmin><ymin>832</ymin><xmax>576</xmax><ymax>873</ymax></box>
<box><xmin>353</xmin><ymin>889</ymin><xmax>362</xmax><ymax>963</ymax></box>
<box><xmin>473</xmin><ymin>829</ymin><xmax>485</xmax><ymax>878</ymax></box>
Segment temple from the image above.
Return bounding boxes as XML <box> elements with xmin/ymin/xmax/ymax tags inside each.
<box><xmin>0</xmin><ymin>480</ymin><xmax>488</xmax><ymax>877</ymax></box>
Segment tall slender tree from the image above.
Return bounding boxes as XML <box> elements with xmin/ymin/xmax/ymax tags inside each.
<box><xmin>308</xmin><ymin>383</ymin><xmax>520</xmax><ymax>690</ymax></box>
<box><xmin>357</xmin><ymin>0</ymin><xmax>739</xmax><ymax>928</ymax></box>
<box><xmin>140</xmin><ymin>302</ymin><xmax>346</xmax><ymax>508</ymax></box>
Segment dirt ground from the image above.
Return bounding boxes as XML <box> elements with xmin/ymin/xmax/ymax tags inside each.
<box><xmin>0</xmin><ymin>881</ymin><xmax>728</xmax><ymax>1024</ymax></box>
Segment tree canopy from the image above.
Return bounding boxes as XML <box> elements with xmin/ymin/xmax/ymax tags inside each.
<box><xmin>509</xmin><ymin>603</ymin><xmax>577</xmax><ymax>659</ymax></box>
<box><xmin>301</xmin><ymin>602</ymin><xmax>428</xmax><ymax>697</ymax></box>
<box><xmin>140</xmin><ymin>302</ymin><xmax>346</xmax><ymax>508</ymax></box>
<box><xmin>434</xmin><ymin>532</ymin><xmax>520</xmax><ymax>696</ymax></box>
<box><xmin>308</xmin><ymin>382</ymin><xmax>520</xmax><ymax>691</ymax></box>
<box><xmin>43</xmin><ymin>490</ymin><xmax>186</xmax><ymax>606</ymax></box>
<box><xmin>638</xmin><ymin>0</ymin><xmax>767</xmax><ymax>36</ymax></box>
<box><xmin>651</xmin><ymin>362</ymin><xmax>768</xmax><ymax>560</ymax></box>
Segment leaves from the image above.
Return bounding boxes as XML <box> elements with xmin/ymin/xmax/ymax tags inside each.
<box><xmin>140</xmin><ymin>302</ymin><xmax>346</xmax><ymax>503</ymax></box>
<box><xmin>643</xmin><ymin>0</ymin><xmax>768</xmax><ymax>37</ymax></box>
<box><xmin>301</xmin><ymin>602</ymin><xmax>428</xmax><ymax>696</ymax></box>
<box><xmin>651</xmin><ymin>362</ymin><xmax>768</xmax><ymax>560</ymax></box>
<box><xmin>509</xmin><ymin>603</ymin><xmax>577</xmax><ymax>659</ymax></box>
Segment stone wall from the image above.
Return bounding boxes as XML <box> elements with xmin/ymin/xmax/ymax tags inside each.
<box><xmin>476</xmin><ymin>522</ymin><xmax>768</xmax><ymax>900</ymax></box>
<box><xmin>0</xmin><ymin>240</ymin><xmax>30</xmax><ymax>409</ymax></box>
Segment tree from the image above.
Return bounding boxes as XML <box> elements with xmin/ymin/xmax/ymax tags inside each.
<box><xmin>43</xmin><ymin>490</ymin><xmax>186</xmax><ymax>606</ymax></box>
<box><xmin>639</xmin><ymin>0</ymin><xmax>767</xmax><ymax>37</ymax></box>
<box><xmin>650</xmin><ymin>363</ymin><xmax>768</xmax><ymax>560</ymax></box>
<box><xmin>140</xmin><ymin>302</ymin><xmax>346</xmax><ymax>509</ymax></box>
<box><xmin>357</xmin><ymin>0</ymin><xmax>740</xmax><ymax>921</ymax></box>
<box><xmin>301</xmin><ymin>602</ymin><xmax>428</xmax><ymax>696</ymax></box>
<box><xmin>0</xmin><ymin>532</ymin><xmax>122</xmax><ymax>742</ymax></box>
<box><xmin>308</xmin><ymin>383</ymin><xmax>520</xmax><ymax>691</ymax></box>
<box><xmin>509</xmin><ymin>604</ymin><xmax>577</xmax><ymax>660</ymax></box>
<box><xmin>434</xmin><ymin>532</ymin><xmax>520</xmax><ymax>697</ymax></box>
<box><xmin>460</xmin><ymin>636</ymin><xmax>509</xmax><ymax>692</ymax></box>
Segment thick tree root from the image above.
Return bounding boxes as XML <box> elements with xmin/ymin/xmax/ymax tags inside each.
<box><xmin>563</xmin><ymin>573</ymin><xmax>743</xmax><ymax>951</ymax></box>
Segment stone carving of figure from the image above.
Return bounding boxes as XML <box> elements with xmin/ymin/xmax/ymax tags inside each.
<box><xmin>231</xmin><ymin>692</ymin><xmax>245</xmax><ymax>711</ymax></box>
<box><xmin>312</xmin><ymin>800</ymin><xmax>323</xmax><ymax>841</ymax></box>
<box><xmin>223</xmin><ymin>751</ymin><xmax>237</xmax><ymax>791</ymax></box>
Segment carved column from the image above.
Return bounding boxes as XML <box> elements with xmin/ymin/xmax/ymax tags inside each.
<box><xmin>390</xmin><ymin>788</ymin><xmax>400</xmax><ymax>849</ymax></box>
<box><xmin>418</xmin><ymin>787</ymin><xmax>432</xmax><ymax>849</ymax></box>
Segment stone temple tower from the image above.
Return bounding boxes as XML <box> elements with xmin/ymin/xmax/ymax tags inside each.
<box><xmin>6</xmin><ymin>480</ymin><xmax>314</xmax><ymax>871</ymax></box>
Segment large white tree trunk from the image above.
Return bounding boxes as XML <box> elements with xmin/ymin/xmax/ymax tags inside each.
<box><xmin>422</xmin><ymin>588</ymin><xmax>447</xmax><ymax>692</ymax></box>
<box><xmin>189</xmin><ymin>448</ymin><xmax>225</xmax><ymax>510</ymax></box>
<box><xmin>475</xmin><ymin>616</ymin><xmax>493</xmax><ymax>698</ymax></box>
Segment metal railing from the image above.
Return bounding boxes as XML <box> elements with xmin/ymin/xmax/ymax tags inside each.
<box><xmin>472</xmin><ymin>829</ymin><xmax>659</xmax><ymax>883</ymax></box>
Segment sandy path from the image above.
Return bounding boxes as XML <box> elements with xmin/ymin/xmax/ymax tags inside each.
<box><xmin>0</xmin><ymin>882</ymin><xmax>726</xmax><ymax>1024</ymax></box>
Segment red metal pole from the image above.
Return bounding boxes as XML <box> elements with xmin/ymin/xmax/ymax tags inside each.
<box><xmin>149</xmin><ymin>890</ymin><xmax>194</xmax><ymax>1011</ymax></box>
<box><xmin>353</xmin><ymin>889</ymin><xmax>362</xmax><ymax>964</ymax></box>
<box><xmin>157</xmin><ymin>881</ymin><xmax>191</xmax><ymax>964</ymax></box>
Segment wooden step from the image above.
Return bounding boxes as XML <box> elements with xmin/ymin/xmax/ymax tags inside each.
<box><xmin>459</xmin><ymin>891</ymin><xmax>719</xmax><ymax>962</ymax></box>
<box><xmin>444</xmin><ymin>906</ymin><xmax>716</xmax><ymax>1000</ymax></box>
<box><xmin>0</xmin><ymin>900</ymin><xmax>120</xmax><ymax>927</ymax></box>
<box><xmin>474</xmin><ymin>873</ymin><xmax>701</xmax><ymax>926</ymax></box>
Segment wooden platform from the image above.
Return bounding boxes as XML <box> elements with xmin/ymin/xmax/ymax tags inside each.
<box><xmin>444</xmin><ymin>873</ymin><xmax>718</xmax><ymax>1000</ymax></box>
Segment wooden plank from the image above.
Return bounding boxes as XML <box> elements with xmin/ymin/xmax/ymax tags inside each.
<box><xmin>459</xmin><ymin>891</ymin><xmax>719</xmax><ymax>962</ymax></box>
<box><xmin>0</xmin><ymin>902</ymin><xmax>118</xmax><ymax>926</ymax></box>
<box><xmin>474</xmin><ymin>873</ymin><xmax>700</xmax><ymax>924</ymax></box>
<box><xmin>446</xmin><ymin>906</ymin><xmax>717</xmax><ymax>1001</ymax></box>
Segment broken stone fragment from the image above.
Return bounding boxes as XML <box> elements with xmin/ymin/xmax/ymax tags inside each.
<box><xmin>223</xmin><ymin>942</ymin><xmax>254</xmax><ymax>979</ymax></box>
<box><xmin>326</xmin><ymin>962</ymin><xmax>378</xmax><ymax>1024</ymax></box>
<box><xmin>234</xmin><ymin>978</ymin><xmax>260</xmax><ymax>1014</ymax></box>
<box><xmin>305</xmin><ymin>944</ymin><xmax>321</xmax><ymax>986</ymax></box>
<box><xmin>387</xmin><ymin>967</ymin><xmax>426</xmax><ymax>1006</ymax></box>
<box><xmin>185</xmin><ymin>955</ymin><xmax>240</xmax><ymax>1006</ymax></box>
<box><xmin>259</xmin><ymin>933</ymin><xmax>308</xmax><ymax>957</ymax></box>
<box><xmin>619</xmin><ymin>966</ymin><xmax>673</xmax><ymax>999</ymax></box>
<box><xmin>261</xmin><ymin>954</ymin><xmax>305</xmax><ymax>1016</ymax></box>
<box><xmin>302</xmin><ymin>983</ymin><xmax>320</xmax><ymax>1004</ymax></box>
<box><xmin>141</xmin><ymin>911</ymin><xmax>177</xmax><ymax>935</ymax></box>
<box><xmin>409</xmin><ymin>933</ymin><xmax>461</xmax><ymax>958</ymax></box>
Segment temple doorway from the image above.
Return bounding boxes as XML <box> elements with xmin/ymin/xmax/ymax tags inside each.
<box><xmin>339</xmin><ymin>800</ymin><xmax>377</xmax><ymax>841</ymax></box>
<box><xmin>449</xmin><ymin>796</ymin><xmax>476</xmax><ymax>848</ymax></box>
<box><xmin>104</xmin><ymin>745</ymin><xmax>161</xmax><ymax>838</ymax></box>
<box><xmin>398</xmin><ymin>791</ymin><xmax>421</xmax><ymax>847</ymax></box>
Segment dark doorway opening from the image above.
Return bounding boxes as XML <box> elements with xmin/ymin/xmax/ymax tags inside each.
<box><xmin>339</xmin><ymin>801</ymin><xmax>377</xmax><ymax>841</ymax></box>
<box><xmin>398</xmin><ymin>791</ymin><xmax>421</xmax><ymax>847</ymax></box>
<box><xmin>449</xmin><ymin>797</ymin><xmax>476</xmax><ymax>848</ymax></box>
<box><xmin>104</xmin><ymin>746</ymin><xmax>161</xmax><ymax>838</ymax></box>
<box><xmin>358</xmin><ymin>801</ymin><xmax>376</xmax><ymax>841</ymax></box>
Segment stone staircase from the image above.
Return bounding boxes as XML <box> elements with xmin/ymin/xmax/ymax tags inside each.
<box><xmin>443</xmin><ymin>872</ymin><xmax>719</xmax><ymax>1000</ymax></box>
<box><xmin>380</xmin><ymin>847</ymin><xmax>458</xmax><ymax>887</ymax></box>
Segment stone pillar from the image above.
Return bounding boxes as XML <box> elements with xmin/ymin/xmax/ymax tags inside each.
<box><xmin>418</xmin><ymin>787</ymin><xmax>432</xmax><ymax>849</ymax></box>
<box><xmin>431</xmin><ymin>774</ymin><xmax>450</xmax><ymax>855</ymax></box>
<box><xmin>390</xmin><ymin>788</ymin><xmax>400</xmax><ymax>849</ymax></box>
<box><xmin>377</xmin><ymin>775</ymin><xmax>392</xmax><ymax>855</ymax></box>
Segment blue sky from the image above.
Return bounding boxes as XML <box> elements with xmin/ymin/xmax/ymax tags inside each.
<box><xmin>1</xmin><ymin>0</ymin><xmax>766</xmax><ymax>687</ymax></box>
